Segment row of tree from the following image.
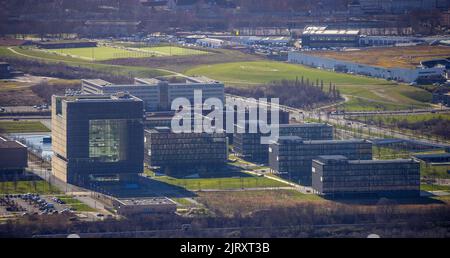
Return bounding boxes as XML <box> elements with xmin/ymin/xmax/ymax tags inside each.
<box><xmin>225</xmin><ymin>78</ymin><xmax>342</xmax><ymax>110</ymax></box>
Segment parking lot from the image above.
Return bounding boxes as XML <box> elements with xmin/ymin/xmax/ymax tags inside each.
<box><xmin>0</xmin><ymin>194</ymin><xmax>109</xmax><ymax>221</ymax></box>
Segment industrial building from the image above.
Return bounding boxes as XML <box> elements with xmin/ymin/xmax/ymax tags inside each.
<box><xmin>233</xmin><ymin>122</ymin><xmax>333</xmax><ymax>163</ymax></box>
<box><xmin>51</xmin><ymin>93</ymin><xmax>144</xmax><ymax>187</ymax></box>
<box><xmin>81</xmin><ymin>76</ymin><xmax>224</xmax><ymax>111</ymax></box>
<box><xmin>288</xmin><ymin>51</ymin><xmax>445</xmax><ymax>83</ymax></box>
<box><xmin>144</xmin><ymin>127</ymin><xmax>228</xmax><ymax>174</ymax></box>
<box><xmin>196</xmin><ymin>38</ymin><xmax>225</xmax><ymax>48</ymax></box>
<box><xmin>311</xmin><ymin>155</ymin><xmax>420</xmax><ymax>197</ymax></box>
<box><xmin>113</xmin><ymin>197</ymin><xmax>177</xmax><ymax>216</ymax></box>
<box><xmin>301</xmin><ymin>26</ymin><xmax>360</xmax><ymax>48</ymax></box>
<box><xmin>268</xmin><ymin>137</ymin><xmax>372</xmax><ymax>185</ymax></box>
<box><xmin>0</xmin><ymin>136</ymin><xmax>28</xmax><ymax>175</ymax></box>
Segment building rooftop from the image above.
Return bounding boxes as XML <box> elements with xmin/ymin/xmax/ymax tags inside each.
<box><xmin>60</xmin><ymin>93</ymin><xmax>142</xmax><ymax>103</ymax></box>
<box><xmin>116</xmin><ymin>197</ymin><xmax>175</xmax><ymax>206</ymax></box>
<box><xmin>303</xmin><ymin>26</ymin><xmax>360</xmax><ymax>35</ymax></box>
<box><xmin>81</xmin><ymin>79</ymin><xmax>113</xmax><ymax>87</ymax></box>
<box><xmin>274</xmin><ymin>138</ymin><xmax>368</xmax><ymax>145</ymax></box>
<box><xmin>347</xmin><ymin>159</ymin><xmax>416</xmax><ymax>165</ymax></box>
<box><xmin>84</xmin><ymin>76</ymin><xmax>222</xmax><ymax>88</ymax></box>
<box><xmin>279</xmin><ymin>123</ymin><xmax>331</xmax><ymax>128</ymax></box>
<box><xmin>413</xmin><ymin>153</ymin><xmax>450</xmax><ymax>159</ymax></box>
<box><xmin>313</xmin><ymin>155</ymin><xmax>416</xmax><ymax>165</ymax></box>
<box><xmin>0</xmin><ymin>136</ymin><xmax>27</xmax><ymax>149</ymax></box>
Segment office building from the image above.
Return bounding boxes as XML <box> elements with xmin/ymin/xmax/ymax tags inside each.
<box><xmin>269</xmin><ymin>137</ymin><xmax>372</xmax><ymax>185</ymax></box>
<box><xmin>0</xmin><ymin>136</ymin><xmax>27</xmax><ymax>175</ymax></box>
<box><xmin>144</xmin><ymin>127</ymin><xmax>227</xmax><ymax>174</ymax></box>
<box><xmin>312</xmin><ymin>155</ymin><xmax>420</xmax><ymax>197</ymax></box>
<box><xmin>0</xmin><ymin>62</ymin><xmax>11</xmax><ymax>79</ymax></box>
<box><xmin>81</xmin><ymin>76</ymin><xmax>224</xmax><ymax>111</ymax></box>
<box><xmin>51</xmin><ymin>93</ymin><xmax>144</xmax><ymax>187</ymax></box>
<box><xmin>233</xmin><ymin>122</ymin><xmax>333</xmax><ymax>163</ymax></box>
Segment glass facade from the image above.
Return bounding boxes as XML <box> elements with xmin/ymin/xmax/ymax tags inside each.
<box><xmin>89</xmin><ymin>119</ymin><xmax>128</xmax><ymax>162</ymax></box>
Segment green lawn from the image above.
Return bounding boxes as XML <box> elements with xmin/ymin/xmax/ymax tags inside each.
<box><xmin>46</xmin><ymin>46</ymin><xmax>151</xmax><ymax>61</ymax></box>
<box><xmin>421</xmin><ymin>164</ymin><xmax>450</xmax><ymax>179</ymax></box>
<box><xmin>0</xmin><ymin>121</ymin><xmax>50</xmax><ymax>133</ymax></box>
<box><xmin>141</xmin><ymin>46</ymin><xmax>208</xmax><ymax>56</ymax></box>
<box><xmin>185</xmin><ymin>61</ymin><xmax>432</xmax><ymax>111</ymax></box>
<box><xmin>354</xmin><ymin>113</ymin><xmax>450</xmax><ymax>124</ymax></box>
<box><xmin>421</xmin><ymin>184</ymin><xmax>450</xmax><ymax>192</ymax></box>
<box><xmin>0</xmin><ymin>180</ymin><xmax>60</xmax><ymax>194</ymax></box>
<box><xmin>55</xmin><ymin>195</ymin><xmax>96</xmax><ymax>212</ymax></box>
<box><xmin>44</xmin><ymin>46</ymin><xmax>207</xmax><ymax>61</ymax></box>
<box><xmin>145</xmin><ymin>169</ymin><xmax>288</xmax><ymax>190</ymax></box>
<box><xmin>1</xmin><ymin>46</ymin><xmax>169</xmax><ymax>78</ymax></box>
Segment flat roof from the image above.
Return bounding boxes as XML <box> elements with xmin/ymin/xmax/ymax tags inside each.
<box><xmin>82</xmin><ymin>79</ymin><xmax>112</xmax><ymax>87</ymax></box>
<box><xmin>84</xmin><ymin>76</ymin><xmax>222</xmax><ymax>88</ymax></box>
<box><xmin>117</xmin><ymin>197</ymin><xmax>175</xmax><ymax>206</ymax></box>
<box><xmin>59</xmin><ymin>93</ymin><xmax>142</xmax><ymax>103</ymax></box>
<box><xmin>280</xmin><ymin>123</ymin><xmax>331</xmax><ymax>128</ymax></box>
<box><xmin>303</xmin><ymin>26</ymin><xmax>360</xmax><ymax>35</ymax></box>
<box><xmin>348</xmin><ymin>159</ymin><xmax>416</xmax><ymax>164</ymax></box>
<box><xmin>413</xmin><ymin>153</ymin><xmax>450</xmax><ymax>159</ymax></box>
<box><xmin>275</xmin><ymin>138</ymin><xmax>368</xmax><ymax>145</ymax></box>
<box><xmin>313</xmin><ymin>155</ymin><xmax>416</xmax><ymax>165</ymax></box>
<box><xmin>0</xmin><ymin>136</ymin><xmax>27</xmax><ymax>149</ymax></box>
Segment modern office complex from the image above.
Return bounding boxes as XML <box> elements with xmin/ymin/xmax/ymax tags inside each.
<box><xmin>144</xmin><ymin>127</ymin><xmax>228</xmax><ymax>174</ymax></box>
<box><xmin>81</xmin><ymin>76</ymin><xmax>224</xmax><ymax>111</ymax></box>
<box><xmin>0</xmin><ymin>136</ymin><xmax>28</xmax><ymax>175</ymax></box>
<box><xmin>311</xmin><ymin>155</ymin><xmax>420</xmax><ymax>197</ymax></box>
<box><xmin>301</xmin><ymin>26</ymin><xmax>360</xmax><ymax>48</ymax></box>
<box><xmin>269</xmin><ymin>137</ymin><xmax>372</xmax><ymax>185</ymax></box>
<box><xmin>51</xmin><ymin>93</ymin><xmax>144</xmax><ymax>187</ymax></box>
<box><xmin>233</xmin><ymin>122</ymin><xmax>333</xmax><ymax>163</ymax></box>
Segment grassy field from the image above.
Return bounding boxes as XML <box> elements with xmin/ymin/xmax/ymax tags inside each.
<box><xmin>145</xmin><ymin>169</ymin><xmax>287</xmax><ymax>190</ymax></box>
<box><xmin>309</xmin><ymin>45</ymin><xmax>450</xmax><ymax>69</ymax></box>
<box><xmin>197</xmin><ymin>190</ymin><xmax>324</xmax><ymax>217</ymax></box>
<box><xmin>354</xmin><ymin>113</ymin><xmax>450</xmax><ymax>124</ymax></box>
<box><xmin>46</xmin><ymin>46</ymin><xmax>151</xmax><ymax>61</ymax></box>
<box><xmin>140</xmin><ymin>46</ymin><xmax>208</xmax><ymax>56</ymax></box>
<box><xmin>421</xmin><ymin>164</ymin><xmax>450</xmax><ymax>179</ymax></box>
<box><xmin>43</xmin><ymin>46</ymin><xmax>207</xmax><ymax>61</ymax></box>
<box><xmin>0</xmin><ymin>46</ymin><xmax>169</xmax><ymax>79</ymax></box>
<box><xmin>421</xmin><ymin>184</ymin><xmax>450</xmax><ymax>192</ymax></box>
<box><xmin>55</xmin><ymin>195</ymin><xmax>96</xmax><ymax>212</ymax></box>
<box><xmin>0</xmin><ymin>121</ymin><xmax>50</xmax><ymax>133</ymax></box>
<box><xmin>185</xmin><ymin>61</ymin><xmax>432</xmax><ymax>111</ymax></box>
<box><xmin>0</xmin><ymin>181</ymin><xmax>60</xmax><ymax>194</ymax></box>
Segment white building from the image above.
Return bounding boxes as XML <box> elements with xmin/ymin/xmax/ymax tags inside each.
<box><xmin>82</xmin><ymin>76</ymin><xmax>224</xmax><ymax>111</ymax></box>
<box><xmin>288</xmin><ymin>51</ymin><xmax>445</xmax><ymax>83</ymax></box>
<box><xmin>196</xmin><ymin>38</ymin><xmax>225</xmax><ymax>48</ymax></box>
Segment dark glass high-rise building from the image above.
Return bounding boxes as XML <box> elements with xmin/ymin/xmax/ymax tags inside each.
<box><xmin>51</xmin><ymin>93</ymin><xmax>144</xmax><ymax>187</ymax></box>
<box><xmin>312</xmin><ymin>155</ymin><xmax>420</xmax><ymax>197</ymax></box>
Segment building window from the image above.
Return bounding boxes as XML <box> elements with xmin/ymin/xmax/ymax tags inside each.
<box><xmin>312</xmin><ymin>167</ymin><xmax>316</xmax><ymax>173</ymax></box>
<box><xmin>89</xmin><ymin>119</ymin><xmax>128</xmax><ymax>162</ymax></box>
